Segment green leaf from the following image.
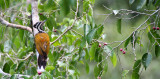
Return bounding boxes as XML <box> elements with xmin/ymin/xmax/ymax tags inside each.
<box><xmin>0</xmin><ymin>0</ymin><xmax>5</xmax><ymax>9</ymax></box>
<box><xmin>11</xmin><ymin>64</ymin><xmax>17</xmax><ymax>70</ymax></box>
<box><xmin>5</xmin><ymin>0</ymin><xmax>10</xmax><ymax>8</ymax></box>
<box><xmin>42</xmin><ymin>71</ymin><xmax>52</xmax><ymax>79</ymax></box>
<box><xmin>0</xmin><ymin>44</ymin><xmax>4</xmax><ymax>52</ymax></box>
<box><xmin>60</xmin><ymin>0</ymin><xmax>70</xmax><ymax>16</ymax></box>
<box><xmin>129</xmin><ymin>0</ymin><xmax>135</xmax><ymax>5</ymax></box>
<box><xmin>9</xmin><ymin>69</ymin><xmax>15</xmax><ymax>75</ymax></box>
<box><xmin>87</xmin><ymin>28</ymin><xmax>97</xmax><ymax>44</ymax></box>
<box><xmin>48</xmin><ymin>52</ymin><xmax>54</xmax><ymax>63</ymax></box>
<box><xmin>132</xmin><ymin>73</ymin><xmax>140</xmax><ymax>79</ymax></box>
<box><xmin>84</xmin><ymin>24</ymin><xmax>91</xmax><ymax>38</ymax></box>
<box><xmin>85</xmin><ymin>62</ymin><xmax>89</xmax><ymax>74</ymax></box>
<box><xmin>4</xmin><ymin>40</ymin><xmax>11</xmax><ymax>53</ymax></box>
<box><xmin>155</xmin><ymin>45</ymin><xmax>160</xmax><ymax>57</ymax></box>
<box><xmin>124</xmin><ymin>37</ymin><xmax>131</xmax><ymax>49</ymax></box>
<box><xmin>45</xmin><ymin>66</ymin><xmax>55</xmax><ymax>71</ymax></box>
<box><xmin>17</xmin><ymin>61</ymin><xmax>25</xmax><ymax>71</ymax></box>
<box><xmin>94</xmin><ymin>64</ymin><xmax>103</xmax><ymax>77</ymax></box>
<box><xmin>122</xmin><ymin>70</ymin><xmax>129</xmax><ymax>77</ymax></box>
<box><xmin>148</xmin><ymin>32</ymin><xmax>154</xmax><ymax>43</ymax></box>
<box><xmin>83</xmin><ymin>1</ymin><xmax>89</xmax><ymax>12</ymax></box>
<box><xmin>110</xmin><ymin>52</ymin><xmax>117</xmax><ymax>67</ymax></box>
<box><xmin>89</xmin><ymin>42</ymin><xmax>98</xmax><ymax>60</ymax></box>
<box><xmin>79</xmin><ymin>37</ymin><xmax>86</xmax><ymax>60</ymax></box>
<box><xmin>46</xmin><ymin>16</ymin><xmax>56</xmax><ymax>31</ymax></box>
<box><xmin>137</xmin><ymin>0</ymin><xmax>147</xmax><ymax>10</ymax></box>
<box><xmin>95</xmin><ymin>25</ymin><xmax>104</xmax><ymax>39</ymax></box>
<box><xmin>155</xmin><ymin>0</ymin><xmax>160</xmax><ymax>6</ymax></box>
<box><xmin>104</xmin><ymin>46</ymin><xmax>117</xmax><ymax>67</ymax></box>
<box><xmin>103</xmin><ymin>63</ymin><xmax>108</xmax><ymax>73</ymax></box>
<box><xmin>19</xmin><ymin>30</ymin><xmax>24</xmax><ymax>41</ymax></box>
<box><xmin>10</xmin><ymin>75</ymin><xmax>17</xmax><ymax>79</ymax></box>
<box><xmin>142</xmin><ymin>53</ymin><xmax>152</xmax><ymax>70</ymax></box>
<box><xmin>44</xmin><ymin>0</ymin><xmax>57</xmax><ymax>12</ymax></box>
<box><xmin>132</xmin><ymin>60</ymin><xmax>141</xmax><ymax>79</ymax></box>
<box><xmin>3</xmin><ymin>62</ymin><xmax>10</xmax><ymax>73</ymax></box>
<box><xmin>117</xmin><ymin>19</ymin><xmax>121</xmax><ymax>34</ymax></box>
<box><xmin>95</xmin><ymin>47</ymin><xmax>100</xmax><ymax>62</ymax></box>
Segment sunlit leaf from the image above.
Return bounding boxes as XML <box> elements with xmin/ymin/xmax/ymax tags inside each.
<box><xmin>45</xmin><ymin>66</ymin><xmax>55</xmax><ymax>71</ymax></box>
<box><xmin>57</xmin><ymin>61</ymin><xmax>66</xmax><ymax>67</ymax></box>
<box><xmin>142</xmin><ymin>53</ymin><xmax>152</xmax><ymax>70</ymax></box>
<box><xmin>9</xmin><ymin>69</ymin><xmax>15</xmax><ymax>75</ymax></box>
<box><xmin>4</xmin><ymin>40</ymin><xmax>11</xmax><ymax>53</ymax></box>
<box><xmin>110</xmin><ymin>52</ymin><xmax>117</xmax><ymax>67</ymax></box>
<box><xmin>122</xmin><ymin>70</ymin><xmax>129</xmax><ymax>77</ymax></box>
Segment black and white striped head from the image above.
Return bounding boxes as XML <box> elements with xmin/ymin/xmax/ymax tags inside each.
<box><xmin>33</xmin><ymin>20</ymin><xmax>46</xmax><ymax>35</ymax></box>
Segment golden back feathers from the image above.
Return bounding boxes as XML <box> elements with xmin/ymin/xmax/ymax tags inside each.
<box><xmin>34</xmin><ymin>33</ymin><xmax>50</xmax><ymax>56</ymax></box>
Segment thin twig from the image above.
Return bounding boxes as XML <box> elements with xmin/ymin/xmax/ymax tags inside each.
<box><xmin>50</xmin><ymin>0</ymin><xmax>79</xmax><ymax>45</ymax></box>
<box><xmin>17</xmin><ymin>52</ymin><xmax>34</xmax><ymax>61</ymax></box>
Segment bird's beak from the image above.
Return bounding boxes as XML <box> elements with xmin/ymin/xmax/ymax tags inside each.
<box><xmin>40</xmin><ymin>20</ymin><xmax>47</xmax><ymax>30</ymax></box>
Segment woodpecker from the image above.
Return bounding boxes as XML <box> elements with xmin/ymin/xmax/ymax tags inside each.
<box><xmin>33</xmin><ymin>20</ymin><xmax>50</xmax><ymax>75</ymax></box>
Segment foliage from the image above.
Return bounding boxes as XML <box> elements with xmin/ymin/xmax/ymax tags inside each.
<box><xmin>0</xmin><ymin>0</ymin><xmax>160</xmax><ymax>79</ymax></box>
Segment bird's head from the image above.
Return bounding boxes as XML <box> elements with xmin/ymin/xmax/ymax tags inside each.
<box><xmin>33</xmin><ymin>20</ymin><xmax>46</xmax><ymax>36</ymax></box>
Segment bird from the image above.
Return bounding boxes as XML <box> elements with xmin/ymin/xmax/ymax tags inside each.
<box><xmin>33</xmin><ymin>20</ymin><xmax>50</xmax><ymax>75</ymax></box>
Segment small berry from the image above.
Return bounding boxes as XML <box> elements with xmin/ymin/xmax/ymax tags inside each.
<box><xmin>99</xmin><ymin>44</ymin><xmax>101</xmax><ymax>47</ymax></box>
<box><xmin>123</xmin><ymin>51</ymin><xmax>126</xmax><ymax>54</ymax></box>
<box><xmin>54</xmin><ymin>30</ymin><xmax>57</xmax><ymax>32</ymax></box>
<box><xmin>97</xmin><ymin>77</ymin><xmax>101</xmax><ymax>79</ymax></box>
<box><xmin>120</xmin><ymin>48</ymin><xmax>123</xmax><ymax>51</ymax></box>
<box><xmin>153</xmin><ymin>27</ymin><xmax>156</xmax><ymax>30</ymax></box>
<box><xmin>104</xmin><ymin>43</ymin><xmax>107</xmax><ymax>46</ymax></box>
<box><xmin>157</xmin><ymin>27</ymin><xmax>159</xmax><ymax>30</ymax></box>
<box><xmin>39</xmin><ymin>13</ymin><xmax>43</xmax><ymax>15</ymax></box>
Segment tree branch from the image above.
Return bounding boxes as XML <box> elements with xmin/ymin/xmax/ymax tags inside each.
<box><xmin>50</xmin><ymin>0</ymin><xmax>79</xmax><ymax>45</ymax></box>
<box><xmin>31</xmin><ymin>0</ymin><xmax>39</xmax><ymax>36</ymax></box>
<box><xmin>0</xmin><ymin>68</ymin><xmax>30</xmax><ymax>78</ymax></box>
<box><xmin>0</xmin><ymin>17</ymin><xmax>32</xmax><ymax>33</ymax></box>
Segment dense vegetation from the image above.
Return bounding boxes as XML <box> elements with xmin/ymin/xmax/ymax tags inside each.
<box><xmin>0</xmin><ymin>0</ymin><xmax>160</xmax><ymax>79</ymax></box>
